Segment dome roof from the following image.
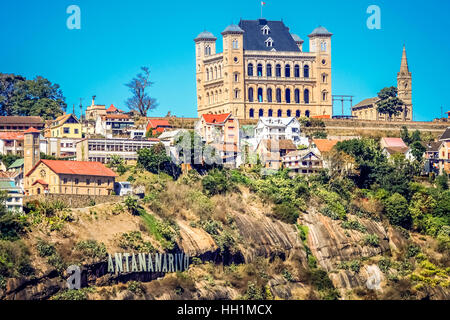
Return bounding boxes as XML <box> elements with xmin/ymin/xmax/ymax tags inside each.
<box><xmin>291</xmin><ymin>34</ymin><xmax>304</xmax><ymax>43</ymax></box>
<box><xmin>221</xmin><ymin>24</ymin><xmax>244</xmax><ymax>34</ymax></box>
<box><xmin>308</xmin><ymin>26</ymin><xmax>333</xmax><ymax>37</ymax></box>
<box><xmin>194</xmin><ymin>31</ymin><xmax>217</xmax><ymax>41</ymax></box>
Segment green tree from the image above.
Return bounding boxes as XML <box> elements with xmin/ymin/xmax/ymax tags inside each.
<box><xmin>436</xmin><ymin>174</ymin><xmax>449</xmax><ymax>190</ymax></box>
<box><xmin>410</xmin><ymin>141</ymin><xmax>426</xmax><ymax>162</ymax></box>
<box><xmin>376</xmin><ymin>87</ymin><xmax>404</xmax><ymax>120</ymax></box>
<box><xmin>137</xmin><ymin>143</ymin><xmax>180</xmax><ymax>178</ymax></box>
<box><xmin>124</xmin><ymin>196</ymin><xmax>139</xmax><ymax>215</ymax></box>
<box><xmin>0</xmin><ymin>73</ymin><xmax>25</xmax><ymax>116</ymax></box>
<box><xmin>10</xmin><ymin>76</ymin><xmax>66</xmax><ymax>119</ymax></box>
<box><xmin>384</xmin><ymin>193</ymin><xmax>412</xmax><ymax>229</ymax></box>
<box><xmin>400</xmin><ymin>126</ymin><xmax>411</xmax><ymax>145</ymax></box>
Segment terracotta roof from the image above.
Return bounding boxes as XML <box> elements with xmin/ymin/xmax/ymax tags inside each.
<box><xmin>0</xmin><ymin>116</ymin><xmax>44</xmax><ymax>124</ymax></box>
<box><xmin>381</xmin><ymin>137</ymin><xmax>408</xmax><ymax>148</ymax></box>
<box><xmin>106</xmin><ymin>104</ymin><xmax>122</xmax><ymax>113</ymax></box>
<box><xmin>0</xmin><ymin>171</ymin><xmax>18</xmax><ymax>178</ymax></box>
<box><xmin>313</xmin><ymin>139</ymin><xmax>339</xmax><ymax>153</ymax></box>
<box><xmin>0</xmin><ymin>131</ymin><xmax>24</xmax><ymax>140</ymax></box>
<box><xmin>210</xmin><ymin>143</ymin><xmax>240</xmax><ymax>153</ymax></box>
<box><xmin>24</xmin><ymin>127</ymin><xmax>41</xmax><ymax>134</ymax></box>
<box><xmin>26</xmin><ymin>160</ymin><xmax>117</xmax><ymax>177</ymax></box>
<box><xmin>202</xmin><ymin>113</ymin><xmax>231</xmax><ymax>124</ymax></box>
<box><xmin>32</xmin><ymin>179</ymin><xmax>49</xmax><ymax>186</ymax></box>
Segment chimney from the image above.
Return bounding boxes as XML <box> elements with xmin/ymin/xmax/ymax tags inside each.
<box><xmin>92</xmin><ymin>95</ymin><xmax>96</xmax><ymax>106</ymax></box>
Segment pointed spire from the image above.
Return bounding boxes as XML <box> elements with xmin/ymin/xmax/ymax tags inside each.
<box><xmin>400</xmin><ymin>45</ymin><xmax>409</xmax><ymax>73</ymax></box>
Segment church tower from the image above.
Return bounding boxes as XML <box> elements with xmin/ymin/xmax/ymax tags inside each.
<box><xmin>24</xmin><ymin>127</ymin><xmax>41</xmax><ymax>194</ymax></box>
<box><xmin>397</xmin><ymin>45</ymin><xmax>412</xmax><ymax>121</ymax></box>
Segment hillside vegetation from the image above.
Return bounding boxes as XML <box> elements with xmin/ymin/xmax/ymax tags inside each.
<box><xmin>0</xmin><ymin>137</ymin><xmax>449</xmax><ymax>300</ymax></box>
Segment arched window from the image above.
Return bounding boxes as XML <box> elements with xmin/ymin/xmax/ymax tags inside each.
<box><xmin>304</xmin><ymin>89</ymin><xmax>310</xmax><ymax>104</ymax></box>
<box><xmin>257</xmin><ymin>64</ymin><xmax>263</xmax><ymax>77</ymax></box>
<box><xmin>287</xmin><ymin>110</ymin><xmax>292</xmax><ymax>117</ymax></box>
<box><xmin>259</xmin><ymin>109</ymin><xmax>264</xmax><ymax>117</ymax></box>
<box><xmin>234</xmin><ymin>73</ymin><xmax>239</xmax><ymax>82</ymax></box>
<box><xmin>276</xmin><ymin>64</ymin><xmax>281</xmax><ymax>77</ymax></box>
<box><xmin>285</xmin><ymin>89</ymin><xmax>291</xmax><ymax>103</ymax></box>
<box><xmin>219</xmin><ymin>65</ymin><xmax>222</xmax><ymax>78</ymax></box>
<box><xmin>304</xmin><ymin>65</ymin><xmax>310</xmax><ymax>78</ymax></box>
<box><xmin>285</xmin><ymin>65</ymin><xmax>291</xmax><ymax>78</ymax></box>
<box><xmin>234</xmin><ymin>89</ymin><xmax>239</xmax><ymax>99</ymax></box>
<box><xmin>322</xmin><ymin>91</ymin><xmax>328</xmax><ymax>101</ymax></box>
<box><xmin>305</xmin><ymin>110</ymin><xmax>310</xmax><ymax>118</ymax></box>
<box><xmin>267</xmin><ymin>88</ymin><xmax>273</xmax><ymax>102</ymax></box>
<box><xmin>268</xmin><ymin>109</ymin><xmax>273</xmax><ymax>117</ymax></box>
<box><xmin>248</xmin><ymin>63</ymin><xmax>254</xmax><ymax>76</ymax></box>
<box><xmin>276</xmin><ymin>88</ymin><xmax>282</xmax><ymax>103</ymax></box>
<box><xmin>296</xmin><ymin>110</ymin><xmax>301</xmax><ymax>118</ymax></box>
<box><xmin>205</xmin><ymin>46</ymin><xmax>211</xmax><ymax>56</ymax></box>
<box><xmin>294</xmin><ymin>89</ymin><xmax>300</xmax><ymax>104</ymax></box>
<box><xmin>294</xmin><ymin>65</ymin><xmax>300</xmax><ymax>78</ymax></box>
<box><xmin>248</xmin><ymin>88</ymin><xmax>254</xmax><ymax>102</ymax></box>
<box><xmin>277</xmin><ymin>109</ymin><xmax>282</xmax><ymax>117</ymax></box>
<box><xmin>214</xmin><ymin>66</ymin><xmax>217</xmax><ymax>79</ymax></box>
<box><xmin>249</xmin><ymin>108</ymin><xmax>254</xmax><ymax>118</ymax></box>
<box><xmin>266</xmin><ymin>64</ymin><xmax>272</xmax><ymax>77</ymax></box>
<box><xmin>258</xmin><ymin>88</ymin><xmax>263</xmax><ymax>102</ymax></box>
<box><xmin>206</xmin><ymin>69</ymin><xmax>209</xmax><ymax>81</ymax></box>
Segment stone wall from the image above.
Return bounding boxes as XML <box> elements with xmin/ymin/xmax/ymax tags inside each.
<box><xmin>23</xmin><ymin>194</ymin><xmax>125</xmax><ymax>208</ymax></box>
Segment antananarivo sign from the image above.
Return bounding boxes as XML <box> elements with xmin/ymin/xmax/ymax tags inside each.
<box><xmin>107</xmin><ymin>252</ymin><xmax>191</xmax><ymax>274</ymax></box>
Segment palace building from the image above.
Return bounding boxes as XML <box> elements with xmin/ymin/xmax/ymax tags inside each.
<box><xmin>195</xmin><ymin>19</ymin><xmax>333</xmax><ymax>120</ymax></box>
<box><xmin>352</xmin><ymin>46</ymin><xmax>413</xmax><ymax>121</ymax></box>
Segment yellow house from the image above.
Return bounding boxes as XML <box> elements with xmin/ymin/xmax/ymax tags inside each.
<box><xmin>47</xmin><ymin>114</ymin><xmax>82</xmax><ymax>139</ymax></box>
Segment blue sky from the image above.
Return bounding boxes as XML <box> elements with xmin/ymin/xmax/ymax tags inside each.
<box><xmin>0</xmin><ymin>0</ymin><xmax>449</xmax><ymax>121</ymax></box>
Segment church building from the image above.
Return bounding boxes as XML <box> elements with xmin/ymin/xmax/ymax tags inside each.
<box><xmin>352</xmin><ymin>46</ymin><xmax>413</xmax><ymax>121</ymax></box>
<box><xmin>195</xmin><ymin>19</ymin><xmax>333</xmax><ymax>120</ymax></box>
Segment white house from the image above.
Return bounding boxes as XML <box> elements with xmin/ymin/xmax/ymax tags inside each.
<box><xmin>255</xmin><ymin>117</ymin><xmax>307</xmax><ymax>146</ymax></box>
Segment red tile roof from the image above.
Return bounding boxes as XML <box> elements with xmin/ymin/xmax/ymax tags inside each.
<box><xmin>313</xmin><ymin>139</ymin><xmax>339</xmax><ymax>153</ymax></box>
<box><xmin>32</xmin><ymin>179</ymin><xmax>49</xmax><ymax>186</ymax></box>
<box><xmin>106</xmin><ymin>104</ymin><xmax>122</xmax><ymax>113</ymax></box>
<box><xmin>26</xmin><ymin>160</ymin><xmax>117</xmax><ymax>177</ymax></box>
<box><xmin>0</xmin><ymin>116</ymin><xmax>43</xmax><ymax>125</ymax></box>
<box><xmin>146</xmin><ymin>119</ymin><xmax>171</xmax><ymax>133</ymax></box>
<box><xmin>0</xmin><ymin>131</ymin><xmax>24</xmax><ymax>140</ymax></box>
<box><xmin>24</xmin><ymin>127</ymin><xmax>41</xmax><ymax>134</ymax></box>
<box><xmin>202</xmin><ymin>113</ymin><xmax>231</xmax><ymax>124</ymax></box>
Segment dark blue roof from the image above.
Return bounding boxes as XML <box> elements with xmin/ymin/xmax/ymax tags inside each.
<box><xmin>238</xmin><ymin>19</ymin><xmax>300</xmax><ymax>52</ymax></box>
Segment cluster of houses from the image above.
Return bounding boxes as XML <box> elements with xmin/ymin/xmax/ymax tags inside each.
<box><xmin>0</xmin><ymin>102</ymin><xmax>449</xmax><ymax>212</ymax></box>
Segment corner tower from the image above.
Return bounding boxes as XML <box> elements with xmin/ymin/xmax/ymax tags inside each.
<box><xmin>308</xmin><ymin>26</ymin><xmax>333</xmax><ymax>116</ymax></box>
<box><xmin>195</xmin><ymin>31</ymin><xmax>217</xmax><ymax>116</ymax></box>
<box><xmin>397</xmin><ymin>45</ymin><xmax>412</xmax><ymax>121</ymax></box>
<box><xmin>221</xmin><ymin>24</ymin><xmax>245</xmax><ymax>118</ymax></box>
<box><xmin>24</xmin><ymin>127</ymin><xmax>41</xmax><ymax>194</ymax></box>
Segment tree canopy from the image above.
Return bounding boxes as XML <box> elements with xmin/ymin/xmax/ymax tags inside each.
<box><xmin>0</xmin><ymin>73</ymin><xmax>66</xmax><ymax>119</ymax></box>
<box><xmin>376</xmin><ymin>86</ymin><xmax>404</xmax><ymax>119</ymax></box>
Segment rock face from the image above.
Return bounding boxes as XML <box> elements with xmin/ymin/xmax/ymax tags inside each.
<box><xmin>301</xmin><ymin>208</ymin><xmax>390</xmax><ymax>295</ymax></box>
<box><xmin>233</xmin><ymin>211</ymin><xmax>308</xmax><ymax>267</ymax></box>
<box><xmin>177</xmin><ymin>220</ymin><xmax>218</xmax><ymax>257</ymax></box>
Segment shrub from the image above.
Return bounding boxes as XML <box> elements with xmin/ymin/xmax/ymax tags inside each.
<box><xmin>272</xmin><ymin>203</ymin><xmax>299</xmax><ymax>224</ymax></box>
<box><xmin>0</xmin><ymin>240</ymin><xmax>34</xmax><ymax>278</ymax></box>
<box><xmin>140</xmin><ymin>212</ymin><xmax>178</xmax><ymax>250</ymax></box>
<box><xmin>202</xmin><ymin>169</ymin><xmax>234</xmax><ymax>196</ymax></box>
<box><xmin>384</xmin><ymin>193</ymin><xmax>412</xmax><ymax>229</ymax></box>
<box><xmin>378</xmin><ymin>257</ymin><xmax>391</xmax><ymax>273</ymax></box>
<box><xmin>341</xmin><ymin>219</ymin><xmax>367</xmax><ymax>233</ymax></box>
<box><xmin>406</xmin><ymin>244</ymin><xmax>421</xmax><ymax>258</ymax></box>
<box><xmin>128</xmin><ymin>281</ymin><xmax>145</xmax><ymax>296</ymax></box>
<box><xmin>117</xmin><ymin>231</ymin><xmax>155</xmax><ymax>252</ymax></box>
<box><xmin>51</xmin><ymin>288</ymin><xmax>91</xmax><ymax>300</ymax></box>
<box><xmin>124</xmin><ymin>196</ymin><xmax>139</xmax><ymax>215</ymax></box>
<box><xmin>364</xmin><ymin>234</ymin><xmax>380</xmax><ymax>247</ymax></box>
<box><xmin>36</xmin><ymin>239</ymin><xmax>56</xmax><ymax>257</ymax></box>
<box><xmin>75</xmin><ymin>240</ymin><xmax>107</xmax><ymax>261</ymax></box>
<box><xmin>282</xmin><ymin>269</ymin><xmax>294</xmax><ymax>282</ymax></box>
